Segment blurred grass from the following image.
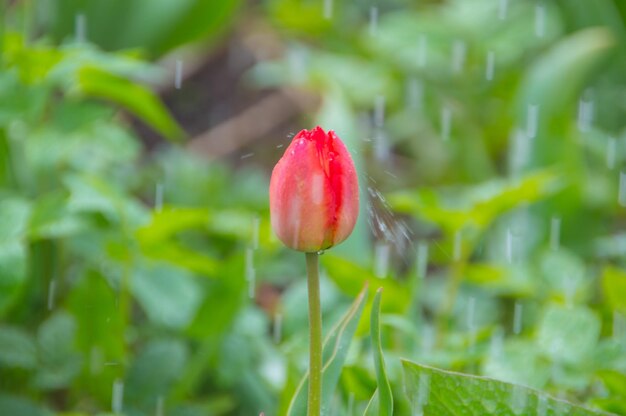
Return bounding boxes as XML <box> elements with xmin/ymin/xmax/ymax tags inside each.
<box><xmin>1</xmin><ymin>0</ymin><xmax>626</xmax><ymax>415</ymax></box>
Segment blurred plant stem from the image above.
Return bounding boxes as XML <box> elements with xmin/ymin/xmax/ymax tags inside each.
<box><xmin>306</xmin><ymin>252</ymin><xmax>322</xmax><ymax>416</ymax></box>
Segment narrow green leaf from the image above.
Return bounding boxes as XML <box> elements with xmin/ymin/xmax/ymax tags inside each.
<box><xmin>287</xmin><ymin>284</ymin><xmax>368</xmax><ymax>416</ymax></box>
<box><xmin>402</xmin><ymin>360</ymin><xmax>613</xmax><ymax>415</ymax></box>
<box><xmin>77</xmin><ymin>67</ymin><xmax>184</xmax><ymax>141</ymax></box>
<box><xmin>364</xmin><ymin>288</ymin><xmax>393</xmax><ymax>416</ymax></box>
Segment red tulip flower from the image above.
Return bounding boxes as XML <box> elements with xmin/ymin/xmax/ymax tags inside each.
<box><xmin>270</xmin><ymin>126</ymin><xmax>359</xmax><ymax>253</ymax></box>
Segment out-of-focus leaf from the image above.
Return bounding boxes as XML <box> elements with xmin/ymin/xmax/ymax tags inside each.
<box><xmin>482</xmin><ymin>339</ymin><xmax>550</xmax><ymax>389</ymax></box>
<box><xmin>287</xmin><ymin>285</ymin><xmax>368</xmax><ymax>416</ymax></box>
<box><xmin>35</xmin><ymin>312</ymin><xmax>82</xmax><ymax>390</ymax></box>
<box><xmin>77</xmin><ymin>67</ymin><xmax>183</xmax><ymax>141</ymax></box>
<box><xmin>0</xmin><ymin>394</ymin><xmax>53</xmax><ymax>416</ymax></box>
<box><xmin>29</xmin><ymin>192</ymin><xmax>87</xmax><ymax>239</ymax></box>
<box><xmin>536</xmin><ymin>304</ymin><xmax>600</xmax><ymax>365</ymax></box>
<box><xmin>0</xmin><ymin>197</ymin><xmax>30</xmax><ymax>316</ymax></box>
<box><xmin>389</xmin><ymin>170</ymin><xmax>562</xmax><ymax>232</ymax></box>
<box><xmin>125</xmin><ymin>339</ymin><xmax>188</xmax><ymax>411</ymax></box>
<box><xmin>364</xmin><ymin>288</ymin><xmax>393</xmax><ymax>416</ymax></box>
<box><xmin>321</xmin><ymin>254</ymin><xmax>411</xmax><ymax>315</ymax></box>
<box><xmin>403</xmin><ymin>360</ymin><xmax>610</xmax><ymax>415</ymax></box>
<box><xmin>131</xmin><ymin>263</ymin><xmax>203</xmax><ymax>329</ymax></box>
<box><xmin>602</xmin><ymin>266</ymin><xmax>626</xmax><ymax>313</ymax></box>
<box><xmin>67</xmin><ymin>272</ymin><xmax>125</xmax><ymax>402</ymax></box>
<box><xmin>539</xmin><ymin>250</ymin><xmax>588</xmax><ymax>303</ymax></box>
<box><xmin>0</xmin><ymin>326</ymin><xmax>37</xmax><ymax>369</ymax></box>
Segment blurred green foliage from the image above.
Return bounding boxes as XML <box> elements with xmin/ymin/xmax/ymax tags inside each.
<box><xmin>2</xmin><ymin>0</ymin><xmax>626</xmax><ymax>415</ymax></box>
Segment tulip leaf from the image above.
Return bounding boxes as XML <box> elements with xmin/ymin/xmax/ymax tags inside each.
<box><xmin>364</xmin><ymin>288</ymin><xmax>393</xmax><ymax>416</ymax></box>
<box><xmin>287</xmin><ymin>284</ymin><xmax>368</xmax><ymax>416</ymax></box>
<box><xmin>402</xmin><ymin>360</ymin><xmax>611</xmax><ymax>415</ymax></box>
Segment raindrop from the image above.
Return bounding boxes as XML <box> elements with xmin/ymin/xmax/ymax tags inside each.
<box><xmin>613</xmin><ymin>311</ymin><xmax>626</xmax><ymax>341</ymax></box>
<box><xmin>174</xmin><ymin>59</ymin><xmax>183</xmax><ymax>89</ymax></box>
<box><xmin>112</xmin><ymin>379</ymin><xmax>124</xmax><ymax>413</ymax></box>
<box><xmin>421</xmin><ymin>324</ymin><xmax>435</xmax><ymax>354</ymax></box>
<box><xmin>513</xmin><ymin>301</ymin><xmax>523</xmax><ymax>335</ymax></box>
<box><xmin>485</xmin><ymin>51</ymin><xmax>495</xmax><ymax>81</ymax></box>
<box><xmin>489</xmin><ymin>328</ymin><xmax>504</xmax><ymax>358</ymax></box>
<box><xmin>506</xmin><ymin>228</ymin><xmax>513</xmax><ymax>263</ymax></box>
<box><xmin>577</xmin><ymin>95</ymin><xmax>594</xmax><ymax>132</ymax></box>
<box><xmin>441</xmin><ymin>106</ymin><xmax>452</xmax><ymax>141</ymax></box>
<box><xmin>369</xmin><ymin>7</ymin><xmax>378</xmax><ymax>37</ymax></box>
<box><xmin>374</xmin><ymin>241</ymin><xmax>391</xmax><ymax>278</ymax></box>
<box><xmin>535</xmin><ymin>4</ymin><xmax>546</xmax><ymax>38</ymax></box>
<box><xmin>347</xmin><ymin>393</ymin><xmax>354</xmax><ymax>415</ymax></box>
<box><xmin>75</xmin><ymin>13</ymin><xmax>86</xmax><ymax>43</ymax></box>
<box><xmin>155</xmin><ymin>396</ymin><xmax>164</xmax><ymax>416</ymax></box>
<box><xmin>273</xmin><ymin>312</ymin><xmax>283</xmax><ymax>344</ymax></box>
<box><xmin>251</xmin><ymin>216</ymin><xmax>260</xmax><ymax>249</ymax></box>
<box><xmin>276</xmin><ymin>144</ymin><xmax>284</xmax><ymax>148</ymax></box>
<box><xmin>618</xmin><ymin>171</ymin><xmax>626</xmax><ymax>207</ymax></box>
<box><xmin>373</xmin><ymin>129</ymin><xmax>391</xmax><ymax>163</ymax></box>
<box><xmin>155</xmin><ymin>183</ymin><xmax>164</xmax><ymax>212</ymax></box>
<box><xmin>406</xmin><ymin>77</ymin><xmax>424</xmax><ymax>111</ymax></box>
<box><xmin>453</xmin><ymin>230</ymin><xmax>462</xmax><ymax>261</ymax></box>
<box><xmin>510</xmin><ymin>128</ymin><xmax>533</xmax><ymax>174</ymax></box>
<box><xmin>418</xmin><ymin>35</ymin><xmax>428</xmax><ymax>68</ymax></box>
<box><xmin>240</xmin><ymin>153</ymin><xmax>254</xmax><ymax>159</ymax></box>
<box><xmin>510</xmin><ymin>384</ymin><xmax>527</xmax><ymax>415</ymax></box>
<box><xmin>467</xmin><ymin>297</ymin><xmax>476</xmax><ymax>331</ymax></box>
<box><xmin>537</xmin><ymin>395</ymin><xmax>548</xmax><ymax>416</ymax></box>
<box><xmin>323</xmin><ymin>0</ymin><xmax>333</xmax><ymax>19</ymax></box>
<box><xmin>47</xmin><ymin>279</ymin><xmax>56</xmax><ymax>310</ymax></box>
<box><xmin>245</xmin><ymin>248</ymin><xmax>256</xmax><ymax>299</ymax></box>
<box><xmin>374</xmin><ymin>95</ymin><xmax>385</xmax><ymax>128</ymax></box>
<box><xmin>550</xmin><ymin>216</ymin><xmax>561</xmax><ymax>251</ymax></box>
<box><xmin>451</xmin><ymin>40</ymin><xmax>466</xmax><ymax>74</ymax></box>
<box><xmin>607</xmin><ymin>137</ymin><xmax>616</xmax><ymax>170</ymax></box>
<box><xmin>418</xmin><ymin>373</ymin><xmax>431</xmax><ymax>407</ymax></box>
<box><xmin>416</xmin><ymin>242</ymin><xmax>429</xmax><ymax>279</ymax></box>
<box><xmin>498</xmin><ymin>0</ymin><xmax>508</xmax><ymax>20</ymax></box>
<box><xmin>526</xmin><ymin>104</ymin><xmax>539</xmax><ymax>139</ymax></box>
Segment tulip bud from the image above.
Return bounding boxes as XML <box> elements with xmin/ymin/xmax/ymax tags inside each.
<box><xmin>270</xmin><ymin>126</ymin><xmax>359</xmax><ymax>252</ymax></box>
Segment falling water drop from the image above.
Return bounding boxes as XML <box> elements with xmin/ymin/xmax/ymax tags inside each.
<box><xmin>406</xmin><ymin>77</ymin><xmax>424</xmax><ymax>111</ymax></box>
<box><xmin>607</xmin><ymin>137</ymin><xmax>616</xmax><ymax>170</ymax></box>
<box><xmin>323</xmin><ymin>0</ymin><xmax>333</xmax><ymax>19</ymax></box>
<box><xmin>535</xmin><ymin>4</ymin><xmax>546</xmax><ymax>38</ymax></box>
<box><xmin>347</xmin><ymin>393</ymin><xmax>355</xmax><ymax>415</ymax></box>
<box><xmin>441</xmin><ymin>106</ymin><xmax>452</xmax><ymax>141</ymax></box>
<box><xmin>155</xmin><ymin>396</ymin><xmax>164</xmax><ymax>416</ymax></box>
<box><xmin>374</xmin><ymin>95</ymin><xmax>385</xmax><ymax>128</ymax></box>
<box><xmin>374</xmin><ymin>242</ymin><xmax>391</xmax><ymax>278</ymax></box>
<box><xmin>537</xmin><ymin>395</ymin><xmax>548</xmax><ymax>416</ymax></box>
<box><xmin>577</xmin><ymin>95</ymin><xmax>594</xmax><ymax>132</ymax></box>
<box><xmin>486</xmin><ymin>51</ymin><xmax>495</xmax><ymax>81</ymax></box>
<box><xmin>618</xmin><ymin>171</ymin><xmax>626</xmax><ymax>207</ymax></box>
<box><xmin>75</xmin><ymin>13</ymin><xmax>86</xmax><ymax>43</ymax></box>
<box><xmin>273</xmin><ymin>312</ymin><xmax>283</xmax><ymax>344</ymax></box>
<box><xmin>527</xmin><ymin>104</ymin><xmax>539</xmax><ymax>139</ymax></box>
<box><xmin>252</xmin><ymin>216</ymin><xmax>260</xmax><ymax>250</ymax></box>
<box><xmin>451</xmin><ymin>40</ymin><xmax>466</xmax><ymax>74</ymax></box>
<box><xmin>418</xmin><ymin>35</ymin><xmax>428</xmax><ymax>68</ymax></box>
<box><xmin>155</xmin><ymin>183</ymin><xmax>164</xmax><ymax>212</ymax></box>
<box><xmin>112</xmin><ymin>379</ymin><xmax>124</xmax><ymax>413</ymax></box>
<box><xmin>613</xmin><ymin>311</ymin><xmax>625</xmax><ymax>342</ymax></box>
<box><xmin>513</xmin><ymin>302</ymin><xmax>523</xmax><ymax>335</ymax></box>
<box><xmin>245</xmin><ymin>248</ymin><xmax>256</xmax><ymax>299</ymax></box>
<box><xmin>498</xmin><ymin>0</ymin><xmax>508</xmax><ymax>20</ymax></box>
<box><xmin>416</xmin><ymin>242</ymin><xmax>429</xmax><ymax>279</ymax></box>
<box><xmin>510</xmin><ymin>384</ymin><xmax>527</xmax><ymax>415</ymax></box>
<box><xmin>175</xmin><ymin>59</ymin><xmax>183</xmax><ymax>89</ymax></box>
<box><xmin>453</xmin><ymin>230</ymin><xmax>462</xmax><ymax>261</ymax></box>
<box><xmin>550</xmin><ymin>216</ymin><xmax>561</xmax><ymax>251</ymax></box>
<box><xmin>510</xmin><ymin>128</ymin><xmax>533</xmax><ymax>174</ymax></box>
<box><xmin>506</xmin><ymin>228</ymin><xmax>513</xmax><ymax>263</ymax></box>
<box><xmin>47</xmin><ymin>279</ymin><xmax>56</xmax><ymax>310</ymax></box>
<box><xmin>369</xmin><ymin>7</ymin><xmax>379</xmax><ymax>36</ymax></box>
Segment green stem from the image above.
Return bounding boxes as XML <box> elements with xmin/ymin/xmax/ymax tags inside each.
<box><xmin>305</xmin><ymin>252</ymin><xmax>322</xmax><ymax>416</ymax></box>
